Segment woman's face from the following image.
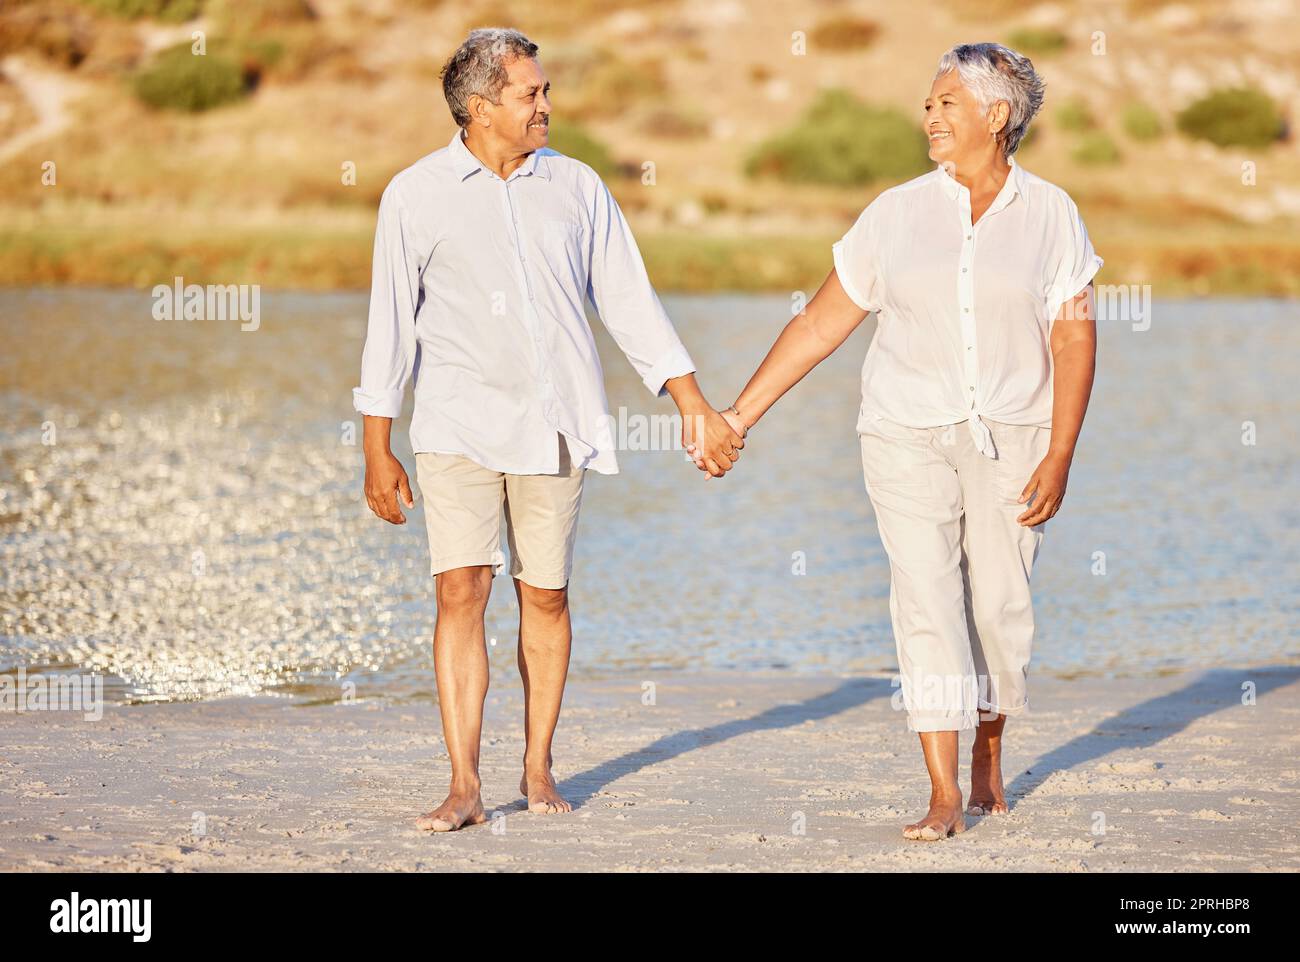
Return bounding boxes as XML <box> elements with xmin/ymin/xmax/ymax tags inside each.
<box><xmin>924</xmin><ymin>69</ymin><xmax>1002</xmax><ymax>166</ymax></box>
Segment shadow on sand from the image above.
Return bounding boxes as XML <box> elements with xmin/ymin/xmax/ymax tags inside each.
<box><xmin>526</xmin><ymin>666</ymin><xmax>1298</xmax><ymax>815</ymax></box>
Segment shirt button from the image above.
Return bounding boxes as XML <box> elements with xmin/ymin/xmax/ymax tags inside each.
<box><xmin>969</xmin><ymin>386</ymin><xmax>975</xmax><ymax>392</ymax></box>
<box><xmin>966</xmin><ymin>234</ymin><xmax>972</xmax><ymax>240</ymax></box>
<box><xmin>964</xmin><ymin>307</ymin><xmax>970</xmax><ymax>313</ymax></box>
<box><xmin>961</xmin><ymin>267</ymin><xmax>968</xmax><ymax>272</ymax></box>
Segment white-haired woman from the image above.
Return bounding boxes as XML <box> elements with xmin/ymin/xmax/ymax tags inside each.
<box><xmin>718</xmin><ymin>43</ymin><xmax>1101</xmax><ymax>839</ymax></box>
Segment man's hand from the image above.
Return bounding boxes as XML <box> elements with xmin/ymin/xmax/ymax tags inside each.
<box><xmin>364</xmin><ymin>450</ymin><xmax>415</xmax><ymax>524</ymax></box>
<box><xmin>1017</xmin><ymin>451</ymin><xmax>1070</xmax><ymax>526</ymax></box>
<box><xmin>682</xmin><ymin>405</ymin><xmax>744</xmax><ymax>478</ymax></box>
<box><xmin>663</xmin><ymin>373</ymin><xmax>744</xmax><ymax>478</ymax></box>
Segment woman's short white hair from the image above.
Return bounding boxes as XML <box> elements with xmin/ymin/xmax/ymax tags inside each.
<box><xmin>935</xmin><ymin>43</ymin><xmax>1045</xmax><ymax>158</ymax></box>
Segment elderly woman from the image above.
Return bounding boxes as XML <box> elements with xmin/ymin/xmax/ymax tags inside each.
<box><xmin>714</xmin><ymin>43</ymin><xmax>1101</xmax><ymax>839</ymax></box>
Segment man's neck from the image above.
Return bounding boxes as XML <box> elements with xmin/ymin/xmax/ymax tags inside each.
<box><xmin>462</xmin><ymin>127</ymin><xmax>531</xmax><ymax>180</ymax></box>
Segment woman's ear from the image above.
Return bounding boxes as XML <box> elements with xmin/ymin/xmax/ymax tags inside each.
<box><xmin>989</xmin><ymin>100</ymin><xmax>1010</xmax><ymax>136</ymax></box>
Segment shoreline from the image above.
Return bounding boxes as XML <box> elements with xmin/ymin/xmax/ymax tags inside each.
<box><xmin>3</xmin><ymin>229</ymin><xmax>1299</xmax><ymax>296</ymax></box>
<box><xmin>2</xmin><ymin>667</ymin><xmax>1297</xmax><ymax>872</ymax></box>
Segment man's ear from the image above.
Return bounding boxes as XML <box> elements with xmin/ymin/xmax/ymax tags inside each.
<box><xmin>467</xmin><ymin>93</ymin><xmax>490</xmax><ymax>128</ymax></box>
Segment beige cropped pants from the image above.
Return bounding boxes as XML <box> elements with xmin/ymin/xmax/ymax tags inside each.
<box><xmin>859</xmin><ymin>415</ymin><xmax>1051</xmax><ymax>733</ymax></box>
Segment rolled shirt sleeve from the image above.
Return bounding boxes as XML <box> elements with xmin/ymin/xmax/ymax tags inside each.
<box><xmin>1046</xmin><ymin>195</ymin><xmax>1103</xmax><ymax>321</ymax></box>
<box><xmin>832</xmin><ymin>197</ymin><xmax>886</xmax><ymax>314</ymax></box>
<box><xmin>585</xmin><ymin>176</ymin><xmax>695</xmax><ymax>397</ymax></box>
<box><xmin>352</xmin><ymin>180</ymin><xmax>421</xmax><ymax>418</ymax></box>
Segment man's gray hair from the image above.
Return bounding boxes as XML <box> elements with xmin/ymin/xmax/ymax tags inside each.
<box><xmin>441</xmin><ymin>28</ymin><xmax>540</xmax><ymax>128</ymax></box>
<box><xmin>935</xmin><ymin>43</ymin><xmax>1045</xmax><ymax>158</ymax></box>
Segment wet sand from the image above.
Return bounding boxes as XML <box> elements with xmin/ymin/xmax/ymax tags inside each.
<box><xmin>3</xmin><ymin>667</ymin><xmax>1298</xmax><ymax>872</ymax></box>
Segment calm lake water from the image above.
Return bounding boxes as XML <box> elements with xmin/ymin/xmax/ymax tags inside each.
<box><xmin>1</xmin><ymin>289</ymin><xmax>1297</xmax><ymax>703</ymax></box>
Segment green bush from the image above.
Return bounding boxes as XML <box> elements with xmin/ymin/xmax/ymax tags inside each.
<box><xmin>1071</xmin><ymin>132</ymin><xmax>1121</xmax><ymax>165</ymax></box>
<box><xmin>1005</xmin><ymin>27</ymin><xmax>1068</xmax><ymax>55</ymax></box>
<box><xmin>1121</xmin><ymin>101</ymin><xmax>1163</xmax><ymax>141</ymax></box>
<box><xmin>79</xmin><ymin>0</ymin><xmax>203</xmax><ymax>21</ymax></box>
<box><xmin>546</xmin><ymin>123</ymin><xmax>617</xmax><ymax>179</ymax></box>
<box><xmin>133</xmin><ymin>43</ymin><xmax>247</xmax><ymax>111</ymax></box>
<box><xmin>1176</xmin><ymin>87</ymin><xmax>1283</xmax><ymax>148</ymax></box>
<box><xmin>745</xmin><ymin>89</ymin><xmax>931</xmax><ymax>186</ymax></box>
<box><xmin>1056</xmin><ymin>97</ymin><xmax>1095</xmax><ymax>132</ymax></box>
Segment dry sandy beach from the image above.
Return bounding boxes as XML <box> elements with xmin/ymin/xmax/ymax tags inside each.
<box><xmin>2</xmin><ymin>668</ymin><xmax>1298</xmax><ymax>873</ymax></box>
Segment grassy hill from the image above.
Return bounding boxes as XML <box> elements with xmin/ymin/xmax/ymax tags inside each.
<box><xmin>1</xmin><ymin>0</ymin><xmax>1297</xmax><ymax>294</ymax></box>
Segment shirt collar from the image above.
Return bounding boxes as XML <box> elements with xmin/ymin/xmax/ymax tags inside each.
<box><xmin>448</xmin><ymin>127</ymin><xmax>551</xmax><ymax>182</ymax></box>
<box><xmin>936</xmin><ymin>153</ymin><xmax>1023</xmax><ymax>213</ymax></box>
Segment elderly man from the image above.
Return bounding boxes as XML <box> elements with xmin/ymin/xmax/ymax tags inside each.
<box><xmin>353</xmin><ymin>28</ymin><xmax>742</xmax><ymax>831</ymax></box>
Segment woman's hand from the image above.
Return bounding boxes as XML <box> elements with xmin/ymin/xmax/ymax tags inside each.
<box><xmin>1016</xmin><ymin>451</ymin><xmax>1071</xmax><ymax>526</ymax></box>
<box><xmin>720</xmin><ymin>407</ymin><xmax>747</xmax><ymax>440</ymax></box>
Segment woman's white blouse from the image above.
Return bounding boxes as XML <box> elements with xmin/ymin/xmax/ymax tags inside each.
<box><xmin>832</xmin><ymin>155</ymin><xmax>1102</xmax><ymax>458</ymax></box>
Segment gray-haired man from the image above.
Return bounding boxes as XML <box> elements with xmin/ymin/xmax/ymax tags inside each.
<box><xmin>353</xmin><ymin>29</ymin><xmax>743</xmax><ymax>830</ymax></box>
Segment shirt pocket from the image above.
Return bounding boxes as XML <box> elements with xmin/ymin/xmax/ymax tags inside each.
<box><xmin>540</xmin><ymin>218</ymin><xmax>588</xmax><ymax>279</ymax></box>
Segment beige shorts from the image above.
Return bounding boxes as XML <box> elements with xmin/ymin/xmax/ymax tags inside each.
<box><xmin>414</xmin><ymin>436</ymin><xmax>585</xmax><ymax>590</ymax></box>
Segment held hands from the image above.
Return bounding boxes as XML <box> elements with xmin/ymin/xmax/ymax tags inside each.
<box><xmin>364</xmin><ymin>449</ymin><xmax>415</xmax><ymax>524</ymax></box>
<box><xmin>682</xmin><ymin>405</ymin><xmax>745</xmax><ymax>478</ymax></box>
<box><xmin>719</xmin><ymin>407</ymin><xmax>747</xmax><ymax>440</ymax></box>
<box><xmin>1017</xmin><ymin>450</ymin><xmax>1070</xmax><ymax>526</ymax></box>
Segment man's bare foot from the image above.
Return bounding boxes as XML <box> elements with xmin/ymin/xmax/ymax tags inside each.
<box><xmin>520</xmin><ymin>769</ymin><xmax>571</xmax><ymax>814</ymax></box>
<box><xmin>414</xmin><ymin>786</ymin><xmax>487</xmax><ymax>832</ymax></box>
<box><xmin>967</xmin><ymin>740</ymin><xmax>1009</xmax><ymax>817</ymax></box>
<box><xmin>903</xmin><ymin>791</ymin><xmax>966</xmax><ymax>841</ymax></box>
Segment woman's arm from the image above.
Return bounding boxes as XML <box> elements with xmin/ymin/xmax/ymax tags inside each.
<box><xmin>1016</xmin><ymin>284</ymin><xmax>1098</xmax><ymax>526</ymax></box>
<box><xmin>725</xmin><ymin>268</ymin><xmax>870</xmax><ymax>433</ymax></box>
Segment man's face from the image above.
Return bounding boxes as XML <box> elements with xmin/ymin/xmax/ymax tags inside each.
<box><xmin>483</xmin><ymin>55</ymin><xmax>551</xmax><ymax>152</ymax></box>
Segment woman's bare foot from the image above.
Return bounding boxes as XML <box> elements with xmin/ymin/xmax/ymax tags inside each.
<box><xmin>414</xmin><ymin>785</ymin><xmax>487</xmax><ymax>832</ymax></box>
<box><xmin>967</xmin><ymin>716</ymin><xmax>1009</xmax><ymax>816</ymax></box>
<box><xmin>520</xmin><ymin>769</ymin><xmax>571</xmax><ymax>814</ymax></box>
<box><xmin>902</xmin><ymin>790</ymin><xmax>966</xmax><ymax>841</ymax></box>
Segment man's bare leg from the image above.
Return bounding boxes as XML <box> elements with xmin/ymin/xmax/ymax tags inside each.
<box><xmin>513</xmin><ymin>578</ymin><xmax>572</xmax><ymax>814</ymax></box>
<box><xmin>903</xmin><ymin>730</ymin><xmax>966</xmax><ymax>840</ymax></box>
<box><xmin>415</xmin><ymin>565</ymin><xmax>493</xmax><ymax>831</ymax></box>
<box><xmin>968</xmin><ymin>711</ymin><xmax>1009</xmax><ymax>815</ymax></box>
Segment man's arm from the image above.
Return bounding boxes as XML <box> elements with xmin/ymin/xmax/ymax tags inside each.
<box><xmin>354</xmin><ymin>181</ymin><xmax>420</xmax><ymax>523</ymax></box>
<box><xmin>585</xmin><ymin>177</ymin><xmax>743</xmax><ymax>477</ymax></box>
